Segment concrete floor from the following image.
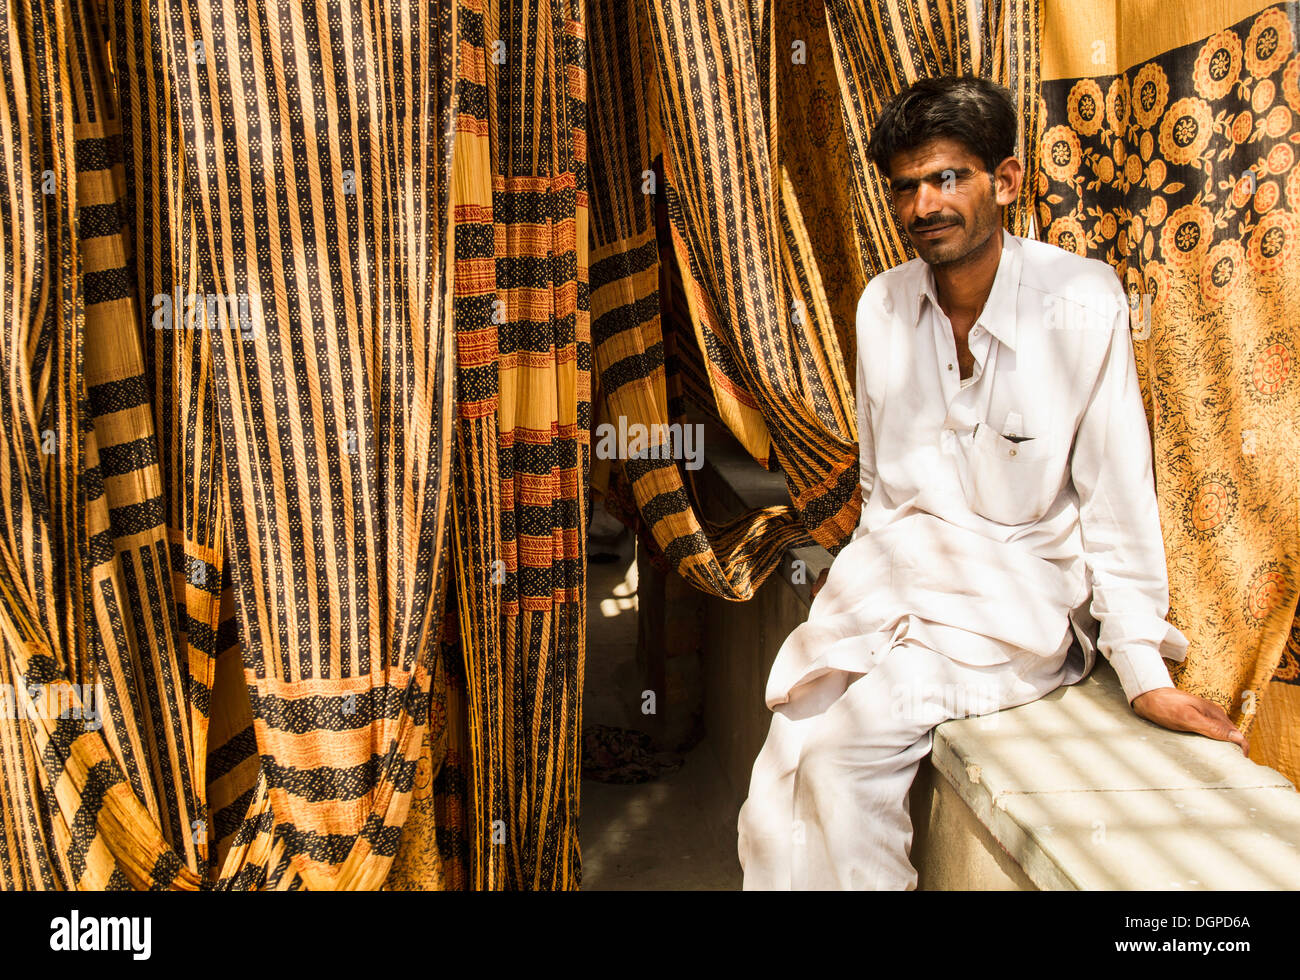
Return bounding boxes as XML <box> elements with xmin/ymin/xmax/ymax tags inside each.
<box><xmin>580</xmin><ymin>534</ymin><xmax>742</xmax><ymax>890</ymax></box>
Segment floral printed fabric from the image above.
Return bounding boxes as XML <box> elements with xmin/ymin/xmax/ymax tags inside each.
<box><xmin>1038</xmin><ymin>1</ymin><xmax>1300</xmax><ymax>786</ymax></box>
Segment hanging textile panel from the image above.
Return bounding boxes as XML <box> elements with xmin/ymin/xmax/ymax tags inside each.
<box><xmin>107</xmin><ymin>0</ymin><xmax>239</xmax><ymax>883</ymax></box>
<box><xmin>1038</xmin><ymin>0</ymin><xmax>1300</xmax><ymax>785</ymax></box>
<box><xmin>589</xmin><ymin>0</ymin><xmax>863</xmax><ymax>607</ymax></box>
<box><xmin>649</xmin><ymin>0</ymin><xmax>860</xmax><ymax>553</ymax></box>
<box><xmin>441</xmin><ymin>0</ymin><xmax>589</xmax><ymax>889</ymax></box>
<box><xmin>775</xmin><ymin>0</ymin><xmax>865</xmax><ymax>374</ymax></box>
<box><xmin>385</xmin><ymin>591</ymin><xmax>471</xmax><ymax>890</ymax></box>
<box><xmin>588</xmin><ymin>0</ymin><xmax>831</xmax><ymax>603</ymax></box>
<box><xmin>824</xmin><ymin>0</ymin><xmax>1042</xmax><ymax>278</ymax></box>
<box><xmin>110</xmin><ymin>0</ymin><xmax>461</xmax><ymax>887</ymax></box>
<box><xmin>0</xmin><ymin>0</ymin><xmax>203</xmax><ymax>889</ymax></box>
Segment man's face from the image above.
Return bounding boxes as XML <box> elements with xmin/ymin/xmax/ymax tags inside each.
<box><xmin>886</xmin><ymin>137</ymin><xmax>1021</xmax><ymax>267</ymax></box>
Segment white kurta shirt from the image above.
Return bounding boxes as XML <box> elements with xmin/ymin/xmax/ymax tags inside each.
<box><xmin>765</xmin><ymin>229</ymin><xmax>1187</xmax><ymax>709</ymax></box>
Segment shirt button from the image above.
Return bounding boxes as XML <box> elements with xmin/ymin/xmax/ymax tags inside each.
<box><xmin>1009</xmin><ymin>448</ymin><xmax>1017</xmax><ymax>457</ymax></box>
<box><xmin>971</xmin><ymin>327</ymin><xmax>981</xmax><ymax>337</ymax></box>
<box><xmin>947</xmin><ymin>363</ymin><xmax>953</xmax><ymax>371</ymax></box>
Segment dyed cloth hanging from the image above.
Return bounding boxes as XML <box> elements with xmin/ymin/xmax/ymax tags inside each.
<box><xmin>0</xmin><ymin>0</ymin><xmax>202</xmax><ymax>890</ymax></box>
<box><xmin>385</xmin><ymin>596</ymin><xmax>471</xmax><ymax>890</ymax></box>
<box><xmin>587</xmin><ymin>0</ymin><xmax>861</xmax><ymax>606</ymax></box>
<box><xmin>776</xmin><ymin>0</ymin><xmax>866</xmax><ymax>374</ymax></box>
<box><xmin>1</xmin><ymin>0</ymin><xmax>466</xmax><ymax>889</ymax></box>
<box><xmin>1037</xmin><ymin>0</ymin><xmax>1300</xmax><ymax>786</ymax></box>
<box><xmin>113</xmin><ymin>0</ymin><xmax>461</xmax><ymax>888</ymax></box>
<box><xmin>3</xmin><ymin>0</ymin><xmax>591</xmax><ymax>891</ymax></box>
<box><xmin>429</xmin><ymin>0</ymin><xmax>589</xmax><ymax>890</ymax></box>
<box><xmin>647</xmin><ymin>0</ymin><xmax>861</xmax><ymax>551</ymax></box>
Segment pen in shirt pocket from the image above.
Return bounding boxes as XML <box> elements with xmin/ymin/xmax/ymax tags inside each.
<box><xmin>973</xmin><ymin>421</ymin><xmax>1034</xmax><ymax>443</ymax></box>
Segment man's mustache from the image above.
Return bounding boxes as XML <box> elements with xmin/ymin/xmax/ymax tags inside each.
<box><xmin>912</xmin><ymin>216</ymin><xmax>964</xmax><ymax>232</ymax></box>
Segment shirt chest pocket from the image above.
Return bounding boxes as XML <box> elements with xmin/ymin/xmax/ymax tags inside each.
<box><xmin>964</xmin><ymin>421</ymin><xmax>1062</xmax><ymax>525</ymax></box>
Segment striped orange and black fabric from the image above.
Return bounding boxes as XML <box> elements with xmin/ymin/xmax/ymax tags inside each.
<box><xmin>447</xmin><ymin>0</ymin><xmax>589</xmax><ymax>890</ymax></box>
<box><xmin>587</xmin><ymin>0</ymin><xmax>859</xmax><ymax>606</ymax></box>
<box><xmin>443</xmin><ymin>0</ymin><xmax>509</xmax><ymax>890</ymax></box>
<box><xmin>105</xmin><ymin>0</ymin><xmax>234</xmax><ymax>882</ymax></box>
<box><xmin>106</xmin><ymin>0</ymin><xmax>462</xmax><ymax>888</ymax></box>
<box><xmin>0</xmin><ymin>0</ymin><xmax>202</xmax><ymax>890</ymax></box>
<box><xmin>823</xmin><ymin>0</ymin><xmax>1041</xmax><ymax>278</ymax></box>
<box><xmin>589</xmin><ymin>0</ymin><xmax>798</xmax><ymax>601</ymax></box>
<box><xmin>649</xmin><ymin>0</ymin><xmax>861</xmax><ymax>553</ymax></box>
<box><xmin>774</xmin><ymin>0</ymin><xmax>867</xmax><ymax>377</ymax></box>
<box><xmin>385</xmin><ymin>591</ymin><xmax>472</xmax><ymax>890</ymax></box>
<box><xmin>6</xmin><ymin>0</ymin><xmax>593</xmax><ymax>892</ymax></box>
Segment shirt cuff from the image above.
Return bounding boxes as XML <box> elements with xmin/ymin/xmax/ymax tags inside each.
<box><xmin>1107</xmin><ymin>644</ymin><xmax>1176</xmax><ymax>704</ymax></box>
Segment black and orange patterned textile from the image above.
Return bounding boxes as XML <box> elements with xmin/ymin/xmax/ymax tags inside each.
<box><xmin>0</xmin><ymin>0</ymin><xmax>203</xmax><ymax>890</ymax></box>
<box><xmin>1037</xmin><ymin>0</ymin><xmax>1300</xmax><ymax>787</ymax></box>
<box><xmin>437</xmin><ymin>0</ymin><xmax>590</xmax><ymax>890</ymax></box>
<box><xmin>117</xmin><ymin>0</ymin><xmax>461</xmax><ymax>889</ymax></box>
<box><xmin>587</xmin><ymin>0</ymin><xmax>860</xmax><ymax>609</ymax></box>
<box><xmin>1</xmin><ymin>0</ymin><xmax>593</xmax><ymax>891</ymax></box>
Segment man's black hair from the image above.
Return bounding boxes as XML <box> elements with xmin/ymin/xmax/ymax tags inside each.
<box><xmin>867</xmin><ymin>75</ymin><xmax>1018</xmax><ymax>178</ymax></box>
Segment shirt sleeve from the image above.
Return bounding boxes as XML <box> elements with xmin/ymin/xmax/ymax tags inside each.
<box><xmin>851</xmin><ymin>290</ymin><xmax>878</xmax><ymax>544</ymax></box>
<box><xmin>1070</xmin><ymin>286</ymin><xmax>1189</xmax><ymax>704</ymax></box>
<box><xmin>856</xmin><ymin>346</ymin><xmax>876</xmax><ymax>501</ymax></box>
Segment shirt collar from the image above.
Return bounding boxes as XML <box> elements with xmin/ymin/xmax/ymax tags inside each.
<box><xmin>911</xmin><ymin>228</ymin><xmax>1022</xmax><ymax>351</ymax></box>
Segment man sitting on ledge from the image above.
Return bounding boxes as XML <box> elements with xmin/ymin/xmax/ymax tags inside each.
<box><xmin>736</xmin><ymin>75</ymin><xmax>1247</xmax><ymax>891</ymax></box>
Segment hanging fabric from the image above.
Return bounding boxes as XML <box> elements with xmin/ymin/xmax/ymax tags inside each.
<box><xmin>587</xmin><ymin>0</ymin><xmax>862</xmax><ymax>607</ymax></box>
<box><xmin>0</xmin><ymin>0</ymin><xmax>203</xmax><ymax>889</ymax></box>
<box><xmin>107</xmin><ymin>0</ymin><xmax>461</xmax><ymax>888</ymax></box>
<box><xmin>1038</xmin><ymin>0</ymin><xmax>1300</xmax><ymax>786</ymax></box>
<box><xmin>776</xmin><ymin>0</ymin><xmax>867</xmax><ymax>374</ymax></box>
<box><xmin>437</xmin><ymin>0</ymin><xmax>589</xmax><ymax>889</ymax></box>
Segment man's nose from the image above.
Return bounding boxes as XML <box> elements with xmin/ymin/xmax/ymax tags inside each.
<box><xmin>914</xmin><ymin>179</ymin><xmax>944</xmax><ymax>217</ymax></box>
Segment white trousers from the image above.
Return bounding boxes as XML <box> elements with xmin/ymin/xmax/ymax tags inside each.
<box><xmin>737</xmin><ymin>633</ymin><xmax>1071</xmax><ymax>890</ymax></box>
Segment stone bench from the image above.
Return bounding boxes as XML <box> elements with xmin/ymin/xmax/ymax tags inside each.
<box><xmin>693</xmin><ymin>419</ymin><xmax>1300</xmax><ymax>889</ymax></box>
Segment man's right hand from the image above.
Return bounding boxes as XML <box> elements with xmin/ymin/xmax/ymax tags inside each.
<box><xmin>810</xmin><ymin>568</ymin><xmax>830</xmax><ymax>599</ymax></box>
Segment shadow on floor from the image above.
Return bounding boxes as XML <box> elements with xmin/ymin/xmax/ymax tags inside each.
<box><xmin>580</xmin><ymin>530</ymin><xmax>742</xmax><ymax>890</ymax></box>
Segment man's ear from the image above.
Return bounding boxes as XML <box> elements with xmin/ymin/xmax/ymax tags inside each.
<box><xmin>993</xmin><ymin>155</ymin><xmax>1023</xmax><ymax>207</ymax></box>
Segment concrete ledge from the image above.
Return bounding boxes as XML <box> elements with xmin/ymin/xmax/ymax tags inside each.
<box><xmin>930</xmin><ymin>665</ymin><xmax>1300</xmax><ymax>889</ymax></box>
<box><xmin>697</xmin><ymin>420</ymin><xmax>1300</xmax><ymax>889</ymax></box>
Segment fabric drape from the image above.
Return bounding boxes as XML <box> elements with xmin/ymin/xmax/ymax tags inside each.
<box><xmin>4</xmin><ymin>0</ymin><xmax>593</xmax><ymax>891</ymax></box>
<box><xmin>648</xmin><ymin>0</ymin><xmax>861</xmax><ymax>552</ymax></box>
<box><xmin>385</xmin><ymin>594</ymin><xmax>471</xmax><ymax>889</ymax></box>
<box><xmin>434</xmin><ymin>0</ymin><xmax>589</xmax><ymax>890</ymax></box>
<box><xmin>776</xmin><ymin>0</ymin><xmax>866</xmax><ymax>374</ymax></box>
<box><xmin>587</xmin><ymin>0</ymin><xmax>861</xmax><ymax>607</ymax></box>
<box><xmin>1037</xmin><ymin>0</ymin><xmax>1300</xmax><ymax>787</ymax></box>
<box><xmin>1</xmin><ymin>0</ymin><xmax>471</xmax><ymax>889</ymax></box>
<box><xmin>114</xmin><ymin>0</ymin><xmax>460</xmax><ymax>889</ymax></box>
<box><xmin>0</xmin><ymin>0</ymin><xmax>202</xmax><ymax>890</ymax></box>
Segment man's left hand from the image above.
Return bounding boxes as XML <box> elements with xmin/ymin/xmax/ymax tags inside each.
<box><xmin>1131</xmin><ymin>688</ymin><xmax>1248</xmax><ymax>756</ymax></box>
